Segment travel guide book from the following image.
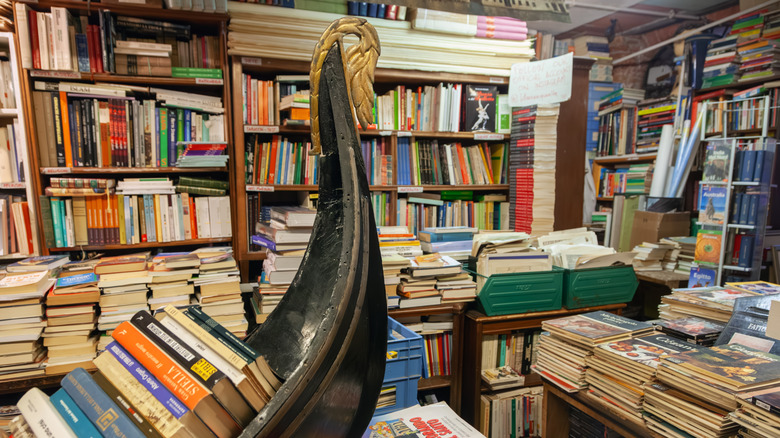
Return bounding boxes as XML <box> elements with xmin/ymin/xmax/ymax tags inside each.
<box><xmin>702</xmin><ymin>140</ymin><xmax>732</xmax><ymax>183</ymax></box>
<box><xmin>698</xmin><ymin>185</ymin><xmax>728</xmax><ymax>225</ymax></box>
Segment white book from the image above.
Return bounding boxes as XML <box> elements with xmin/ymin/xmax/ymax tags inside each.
<box><xmin>15</xmin><ymin>4</ymin><xmax>33</xmax><ymax>69</ymax></box>
<box><xmin>0</xmin><ymin>127</ymin><xmax>11</xmax><ymax>184</ymax></box>
<box><xmin>181</xmin><ymin>193</ymin><xmax>192</xmax><ymax>239</ymax></box>
<box><xmin>171</xmin><ymin>195</ymin><xmax>181</xmax><ymax>241</ymax></box>
<box><xmin>203</xmin><ymin>0</ymin><xmax>216</xmax><ymax>12</ymax></box>
<box><xmin>58</xmin><ymin>82</ymin><xmax>127</xmax><ymax>97</ymax></box>
<box><xmin>46</xmin><ymin>13</ymin><xmax>56</xmax><ymax>71</ymax></box>
<box><xmin>52</xmin><ymin>7</ymin><xmax>72</xmax><ymax>71</ymax></box>
<box><xmin>220</xmin><ymin>196</ymin><xmax>232</xmax><ymax>238</ymax></box>
<box><xmin>159</xmin><ymin>195</ymin><xmax>169</xmax><ymax>242</ymax></box>
<box><xmin>37</xmin><ymin>13</ymin><xmax>49</xmax><ymax>70</ymax></box>
<box><xmin>191</xmin><ymin>0</ymin><xmax>205</xmax><ymax>12</ymax></box>
<box><xmin>115</xmin><ymin>40</ymin><xmax>172</xmax><ymax>52</ymax></box>
<box><xmin>208</xmin><ymin>197</ymin><xmax>220</xmax><ymax>238</ymax></box>
<box><xmin>196</xmin><ymin>197</ymin><xmax>211</xmax><ymax>238</ymax></box>
<box><xmin>181</xmin><ymin>0</ymin><xmax>193</xmax><ymax>10</ymax></box>
<box><xmin>132</xmin><ymin>194</ymin><xmax>141</xmax><ymax>244</ymax></box>
<box><xmin>123</xmin><ymin>196</ymin><xmax>131</xmax><ymax>244</ymax></box>
<box><xmin>18</xmin><ymin>388</ymin><xmax>77</xmax><ymax>438</ymax></box>
<box><xmin>64</xmin><ymin>198</ymin><xmax>75</xmax><ymax>247</ymax></box>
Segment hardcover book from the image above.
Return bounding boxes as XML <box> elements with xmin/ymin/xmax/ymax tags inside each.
<box><xmin>596</xmin><ymin>333</ymin><xmax>698</xmax><ymax>368</ymax></box>
<box><xmin>698</xmin><ymin>185</ymin><xmax>727</xmax><ymax>225</ymax></box>
<box><xmin>702</xmin><ymin>140</ymin><xmax>732</xmax><ymax>182</ymax></box>
<box><xmin>654</xmin><ymin>317</ymin><xmax>725</xmax><ymax>344</ymax></box>
<box><xmin>543</xmin><ymin>311</ymin><xmax>653</xmax><ymax>345</ymax></box>
<box><xmin>726</xmin><ymin>281</ymin><xmax>780</xmax><ymax>295</ymax></box>
<box><xmin>752</xmin><ymin>388</ymin><xmax>780</xmax><ymax>415</ymax></box>
<box><xmin>662</xmin><ymin>344</ymin><xmax>780</xmax><ymax>391</ymax></box>
<box><xmin>7</xmin><ymin>255</ymin><xmax>69</xmax><ymax>272</ymax></box>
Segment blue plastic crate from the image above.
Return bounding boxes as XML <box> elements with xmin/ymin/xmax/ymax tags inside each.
<box><xmin>386</xmin><ymin>317</ymin><xmax>423</xmax><ymax>380</ymax></box>
<box><xmin>373</xmin><ymin>375</ymin><xmax>420</xmax><ymax>416</ymax></box>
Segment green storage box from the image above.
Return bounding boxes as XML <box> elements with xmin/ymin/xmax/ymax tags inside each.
<box><xmin>562</xmin><ymin>265</ymin><xmax>638</xmax><ymax>309</ymax></box>
<box><xmin>476</xmin><ymin>267</ymin><xmax>564</xmax><ymax>316</ymax></box>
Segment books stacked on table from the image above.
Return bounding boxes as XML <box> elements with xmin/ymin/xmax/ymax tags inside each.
<box><xmin>11</xmin><ymin>306</ymin><xmax>283</xmax><ymax>438</ymax></box>
<box><xmin>631</xmin><ymin>240</ymin><xmax>677</xmax><ymax>272</ymax></box>
<box><xmin>730</xmin><ymin>386</ymin><xmax>780</xmax><ymax>437</ymax></box>
<box><xmin>252</xmin><ymin>205</ymin><xmax>315</xmax><ymax>254</ymax></box>
<box><xmin>647</xmin><ymin>344</ymin><xmax>780</xmax><ymax>437</ymax></box>
<box><xmin>703</xmin><ymin>33</ymin><xmax>741</xmax><ymax>88</ymax></box>
<box><xmin>658</xmin><ymin>286</ymin><xmax>757</xmax><ymax>323</ymax></box>
<box><xmin>653</xmin><ymin>316</ymin><xmax>725</xmax><ymax>346</ymax></box>
<box><xmin>95</xmin><ymin>252</ymin><xmax>152</xmax><ymax>341</ymax></box>
<box><xmin>635</xmin><ymin>97</ymin><xmax>675</xmax><ymax>154</ymax></box>
<box><xmin>665</xmin><ymin>235</ymin><xmax>696</xmax><ymax>274</ymax></box>
<box><xmin>0</xmin><ymin>257</ymin><xmax>62</xmax><ymax>380</ymax></box>
<box><xmin>378</xmin><ymin>225</ymin><xmax>422</xmax><ymax>258</ymax></box>
<box><xmin>584</xmin><ymin>333</ymin><xmax>696</xmax><ymax>423</ymax></box>
<box><xmin>418</xmin><ymin>226</ymin><xmax>477</xmax><ymax>261</ymax></box>
<box><xmin>46</xmin><ymin>267</ymin><xmax>100</xmax><ymax>376</ymax></box>
<box><xmin>397</xmin><ymin>254</ymin><xmax>463</xmax><ymax>308</ymax></box>
<box><xmin>147</xmin><ymin>252</ymin><xmax>199</xmax><ymax>312</ymax></box>
<box><xmin>573</xmin><ymin>35</ymin><xmax>612</xmax><ymax>82</ymax></box>
<box><xmin>533</xmin><ymin>311</ymin><xmax>653</xmax><ymax>393</ymax></box>
<box><xmin>382</xmin><ymin>253</ymin><xmax>410</xmax><ymax>308</ymax></box>
<box><xmin>192</xmin><ymin>247</ymin><xmax>247</xmax><ymax>337</ymax></box>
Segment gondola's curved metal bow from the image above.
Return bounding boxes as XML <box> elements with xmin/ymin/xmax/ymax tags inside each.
<box><xmin>240</xmin><ymin>17</ymin><xmax>387</xmax><ymax>438</ymax></box>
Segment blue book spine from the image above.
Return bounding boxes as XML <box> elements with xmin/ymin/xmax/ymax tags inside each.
<box><xmin>347</xmin><ymin>1</ymin><xmax>358</xmax><ymax>15</ymax></box>
<box><xmin>739</xmin><ymin>235</ymin><xmax>755</xmax><ymax>268</ymax></box>
<box><xmin>168</xmin><ymin>110</ymin><xmax>177</xmax><ymax>167</ymax></box>
<box><xmin>368</xmin><ymin>2</ymin><xmax>378</xmax><ymax>17</ymax></box>
<box><xmin>61</xmin><ymin>368</ymin><xmax>145</xmax><ymax>438</ymax></box>
<box><xmin>51</xmin><ymin>198</ymin><xmax>65</xmax><ymax>248</ymax></box>
<box><xmin>747</xmin><ymin>194</ymin><xmax>759</xmax><ymax>225</ymax></box>
<box><xmin>740</xmin><ymin>150</ymin><xmax>756</xmax><ymax>182</ymax></box>
<box><xmin>731</xmin><ymin>193</ymin><xmax>743</xmax><ymax>224</ymax></box>
<box><xmin>51</xmin><ymin>389</ymin><xmax>102</xmax><ymax>438</ymax></box>
<box><xmin>184</xmin><ymin>110</ymin><xmax>192</xmax><ymax>142</ymax></box>
<box><xmin>753</xmin><ymin>150</ymin><xmax>765</xmax><ymax>182</ymax></box>
<box><xmin>105</xmin><ymin>342</ymin><xmax>189</xmax><ymax>419</ymax></box>
<box><xmin>377</xmin><ymin>3</ymin><xmax>386</xmax><ymax>17</ymax></box>
<box><xmin>75</xmin><ymin>34</ymin><xmax>91</xmax><ymax>73</ymax></box>
<box><xmin>739</xmin><ymin>193</ymin><xmax>751</xmax><ymax>225</ymax></box>
<box><xmin>734</xmin><ymin>150</ymin><xmax>744</xmax><ymax>182</ymax></box>
<box><xmin>359</xmin><ymin>1</ymin><xmax>368</xmax><ymax>16</ymax></box>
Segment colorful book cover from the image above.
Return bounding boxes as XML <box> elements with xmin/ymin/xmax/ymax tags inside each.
<box><xmin>726</xmin><ymin>281</ymin><xmax>780</xmax><ymax>295</ymax></box>
<box><xmin>655</xmin><ymin>317</ymin><xmax>725</xmax><ymax>341</ymax></box>
<box><xmin>698</xmin><ymin>185</ymin><xmax>727</xmax><ymax>225</ymax></box>
<box><xmin>702</xmin><ymin>140</ymin><xmax>732</xmax><ymax>183</ymax></box>
<box><xmin>663</xmin><ymin>344</ymin><xmax>780</xmax><ymax>389</ymax></box>
<box><xmin>718</xmin><ymin>311</ymin><xmax>780</xmax><ymax>355</ymax></box>
<box><xmin>544</xmin><ymin>311</ymin><xmax>652</xmax><ymax>340</ymax></box>
<box><xmin>688</xmin><ymin>266</ymin><xmax>717</xmax><ymax>288</ymax></box>
<box><xmin>463</xmin><ymin>85</ymin><xmax>497</xmax><ymax>132</ymax></box>
<box><xmin>56</xmin><ymin>272</ymin><xmax>99</xmax><ymax>288</ymax></box>
<box><xmin>597</xmin><ymin>334</ymin><xmax>697</xmax><ymax>368</ymax></box>
<box><xmin>695</xmin><ymin>230</ymin><xmax>722</xmax><ymax>265</ymax></box>
<box><xmin>675</xmin><ymin>286</ymin><xmax>757</xmax><ymax>307</ymax></box>
<box><xmin>8</xmin><ymin>255</ymin><xmax>69</xmax><ymax>271</ymax></box>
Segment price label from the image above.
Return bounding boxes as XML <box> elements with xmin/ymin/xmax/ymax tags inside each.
<box><xmin>378</xmin><ymin>130</ymin><xmax>393</xmax><ymax>136</ymax></box>
<box><xmin>396</xmin><ymin>131</ymin><xmax>412</xmax><ymax>137</ymax></box>
<box><xmin>242</xmin><ymin>57</ymin><xmax>263</xmax><ymax>66</ymax></box>
<box><xmin>397</xmin><ymin>186</ymin><xmax>423</xmax><ymax>193</ymax></box>
<box><xmin>247</xmin><ymin>185</ymin><xmax>274</xmax><ymax>192</ymax></box>
<box><xmin>0</xmin><ymin>182</ymin><xmax>26</xmax><ymax>189</ymax></box>
<box><xmin>195</xmin><ymin>78</ymin><xmax>223</xmax><ymax>85</ymax></box>
<box><xmin>490</xmin><ymin>77</ymin><xmax>507</xmax><ymax>84</ymax></box>
<box><xmin>31</xmin><ymin>70</ymin><xmax>80</xmax><ymax>79</ymax></box>
<box><xmin>245</xmin><ymin>125</ymin><xmax>280</xmax><ymax>134</ymax></box>
<box><xmin>474</xmin><ymin>133</ymin><xmax>505</xmax><ymax>141</ymax></box>
<box><xmin>42</xmin><ymin>167</ymin><xmax>72</xmax><ymax>175</ymax></box>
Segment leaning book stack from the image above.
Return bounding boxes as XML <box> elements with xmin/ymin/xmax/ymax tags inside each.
<box><xmin>191</xmin><ymin>247</ymin><xmax>246</xmax><ymax>337</ymax></box>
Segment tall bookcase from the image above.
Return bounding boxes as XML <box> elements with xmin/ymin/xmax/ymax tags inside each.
<box><xmin>0</xmin><ymin>31</ymin><xmax>39</xmax><ymax>258</ymax></box>
<box><xmin>13</xmin><ymin>0</ymin><xmax>234</xmax><ymax>256</ymax></box>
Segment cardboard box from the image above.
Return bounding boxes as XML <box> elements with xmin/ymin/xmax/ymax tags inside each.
<box><xmin>630</xmin><ymin>211</ymin><xmax>691</xmax><ymax>249</ymax></box>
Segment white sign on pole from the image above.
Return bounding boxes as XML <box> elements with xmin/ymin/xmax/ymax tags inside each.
<box><xmin>509</xmin><ymin>52</ymin><xmax>573</xmax><ymax>107</ymax></box>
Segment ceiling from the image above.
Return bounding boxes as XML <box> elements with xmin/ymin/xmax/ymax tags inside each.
<box><xmin>528</xmin><ymin>0</ymin><xmax>738</xmax><ymax>38</ymax></box>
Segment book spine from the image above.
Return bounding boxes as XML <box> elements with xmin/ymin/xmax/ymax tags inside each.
<box><xmin>50</xmin><ymin>389</ymin><xmax>102</xmax><ymax>438</ymax></box>
<box><xmin>186</xmin><ymin>307</ymin><xmax>259</xmax><ymax>361</ymax></box>
<box><xmin>91</xmin><ymin>371</ymin><xmax>164</xmax><ymax>438</ymax></box>
<box><xmin>61</xmin><ymin>368</ymin><xmax>145</xmax><ymax>438</ymax></box>
<box><xmin>18</xmin><ymin>388</ymin><xmax>77</xmax><ymax>438</ymax></box>
<box><xmin>175</xmin><ymin>185</ymin><xmax>225</xmax><ymax>196</ymax></box>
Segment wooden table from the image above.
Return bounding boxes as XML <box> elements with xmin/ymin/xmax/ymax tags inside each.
<box><xmin>461</xmin><ymin>303</ymin><xmax>626</xmax><ymax>429</ymax></box>
<box><xmin>635</xmin><ymin>271</ymin><xmax>689</xmax><ymax>289</ymax></box>
<box><xmin>542</xmin><ymin>382</ymin><xmax>661</xmax><ymax>438</ymax></box>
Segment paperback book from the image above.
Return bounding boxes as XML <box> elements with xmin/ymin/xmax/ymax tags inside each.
<box><xmin>698</xmin><ymin>185</ymin><xmax>727</xmax><ymax>225</ymax></box>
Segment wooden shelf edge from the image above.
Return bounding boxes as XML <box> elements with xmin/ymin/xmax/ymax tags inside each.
<box><xmin>40</xmin><ymin>167</ymin><xmax>228</xmax><ymax>175</ymax></box>
<box><xmin>48</xmin><ymin>237</ymin><xmax>232</xmax><ymax>252</ymax></box>
<box><xmin>29</xmin><ymin>70</ymin><xmax>225</xmax><ymax>87</ymax></box>
<box><xmin>19</xmin><ymin>0</ymin><xmax>229</xmax><ymax>24</ymax></box>
<box><xmin>243</xmin><ymin>124</ymin><xmax>510</xmax><ymax>140</ymax></box>
<box><xmin>418</xmin><ymin>375</ymin><xmax>452</xmax><ymax>391</ymax></box>
<box><xmin>467</xmin><ymin>304</ymin><xmax>626</xmax><ymax>324</ymax></box>
<box><xmin>246</xmin><ymin>184</ymin><xmax>509</xmax><ymax>192</ymax></box>
<box><xmin>593</xmin><ymin>153</ymin><xmax>657</xmax><ymax>164</ymax></box>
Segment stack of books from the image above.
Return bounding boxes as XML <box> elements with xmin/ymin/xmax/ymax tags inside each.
<box><xmin>647</xmin><ymin>344</ymin><xmax>780</xmax><ymax>437</ymax></box>
<box><xmin>175</xmin><ymin>142</ymin><xmax>229</xmax><ymax>168</ymax></box>
<box><xmin>573</xmin><ymin>35</ymin><xmax>612</xmax><ymax>82</ymax></box>
<box><xmin>11</xmin><ymin>306</ymin><xmax>282</xmax><ymax>438</ymax></box>
<box><xmin>252</xmin><ymin>206</ymin><xmax>315</xmax><ymax>254</ymax></box>
<box><xmin>653</xmin><ymin>316</ymin><xmax>725</xmax><ymax>346</ymax></box>
<box><xmin>596</xmin><ymin>88</ymin><xmax>645</xmax><ymax>157</ymax></box>
<box><xmin>95</xmin><ymin>253</ymin><xmax>152</xmax><ymax>338</ymax></box>
<box><xmin>382</xmin><ymin>253</ymin><xmax>410</xmax><ymax>308</ymax></box>
<box><xmin>418</xmin><ymin>226</ymin><xmax>477</xmax><ymax>261</ymax></box>
<box><xmin>147</xmin><ymin>252</ymin><xmax>199</xmax><ymax>311</ymax></box>
<box><xmin>191</xmin><ymin>247</ymin><xmax>246</xmax><ymax>337</ymax></box>
<box><xmin>279</xmin><ymin>90</ymin><xmax>310</xmax><ymax>126</ymax></box>
<box><xmin>378</xmin><ymin>225</ymin><xmax>422</xmax><ymax>258</ymax></box>
<box><xmin>666</xmin><ymin>236</ymin><xmax>696</xmax><ymax>274</ymax></box>
<box><xmin>736</xmin><ymin>11</ymin><xmax>779</xmax><ymax>83</ymax></box>
<box><xmin>46</xmin><ymin>267</ymin><xmax>99</xmax><ymax>376</ymax></box>
<box><xmin>533</xmin><ymin>311</ymin><xmax>653</xmax><ymax>393</ymax></box>
<box><xmin>632</xmin><ymin>241</ymin><xmax>677</xmax><ymax>272</ymax></box>
<box><xmin>731</xmin><ymin>386</ymin><xmax>780</xmax><ymax>437</ymax></box>
<box><xmin>252</xmin><ymin>276</ymin><xmax>288</xmax><ymax>324</ymax></box>
<box><xmin>635</xmin><ymin>98</ymin><xmax>675</xmax><ymax>154</ymax></box>
<box><xmin>658</xmin><ymin>286</ymin><xmax>757</xmax><ymax>323</ymax></box>
<box><xmin>397</xmin><ymin>254</ymin><xmax>463</xmax><ymax>308</ymax></box>
<box><xmin>0</xmin><ymin>257</ymin><xmax>62</xmax><ymax>380</ymax></box>
<box><xmin>703</xmin><ymin>34</ymin><xmax>741</xmax><ymax>88</ymax></box>
<box><xmin>244</xmin><ymin>135</ymin><xmax>318</xmax><ymax>185</ymax></box>
<box><xmin>584</xmin><ymin>333</ymin><xmax>696</xmax><ymax>423</ymax></box>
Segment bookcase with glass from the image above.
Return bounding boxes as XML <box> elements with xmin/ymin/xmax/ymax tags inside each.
<box><xmin>693</xmin><ymin>97</ymin><xmax>775</xmax><ymax>285</ymax></box>
<box><xmin>13</xmin><ymin>0</ymin><xmax>234</xmax><ymax>254</ymax></box>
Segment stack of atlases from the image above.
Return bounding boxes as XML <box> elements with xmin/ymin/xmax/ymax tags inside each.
<box><xmin>703</xmin><ymin>34</ymin><xmax>741</xmax><ymax>88</ymax></box>
<box><xmin>95</xmin><ymin>253</ymin><xmax>151</xmax><ymax>337</ymax></box>
<box><xmin>648</xmin><ymin>344</ymin><xmax>780</xmax><ymax>437</ymax></box>
<box><xmin>252</xmin><ymin>206</ymin><xmax>315</xmax><ymax>254</ymax></box>
<box><xmin>584</xmin><ymin>334</ymin><xmax>696</xmax><ymax>423</ymax></box>
<box><xmin>382</xmin><ymin>253</ymin><xmax>411</xmax><ymax>308</ymax></box>
<box><xmin>632</xmin><ymin>241</ymin><xmax>677</xmax><ymax>272</ymax></box>
<box><xmin>45</xmin><ymin>270</ymin><xmax>99</xmax><ymax>375</ymax></box>
<box><xmin>730</xmin><ymin>386</ymin><xmax>780</xmax><ymax>437</ymax></box>
<box><xmin>10</xmin><ymin>305</ymin><xmax>283</xmax><ymax>438</ymax></box>
<box><xmin>533</xmin><ymin>311</ymin><xmax>653</xmax><ymax>393</ymax></box>
<box><xmin>147</xmin><ymin>252</ymin><xmax>199</xmax><ymax>311</ymax></box>
<box><xmin>654</xmin><ymin>316</ymin><xmax>725</xmax><ymax>346</ymax></box>
<box><xmin>378</xmin><ymin>225</ymin><xmax>422</xmax><ymax>258</ymax></box>
<box><xmin>192</xmin><ymin>247</ymin><xmax>246</xmax><ymax>337</ymax></box>
<box><xmin>418</xmin><ymin>226</ymin><xmax>478</xmax><ymax>261</ymax></box>
<box><xmin>658</xmin><ymin>286</ymin><xmax>757</xmax><ymax>323</ymax></box>
<box><xmin>635</xmin><ymin>98</ymin><xmax>676</xmax><ymax>154</ymax></box>
<box><xmin>397</xmin><ymin>254</ymin><xmax>462</xmax><ymax>308</ymax></box>
<box><xmin>0</xmin><ymin>259</ymin><xmax>60</xmax><ymax>381</ymax></box>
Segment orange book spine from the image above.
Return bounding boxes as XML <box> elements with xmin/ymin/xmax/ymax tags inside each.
<box><xmin>112</xmin><ymin>321</ymin><xmax>209</xmax><ymax>409</ymax></box>
<box><xmin>268</xmin><ymin>135</ymin><xmax>279</xmax><ymax>184</ymax></box>
<box><xmin>456</xmin><ymin>144</ymin><xmax>469</xmax><ymax>184</ymax></box>
<box><xmin>189</xmin><ymin>196</ymin><xmax>198</xmax><ymax>239</ymax></box>
<box><xmin>60</xmin><ymin>92</ymin><xmax>73</xmax><ymax>167</ymax></box>
<box><xmin>260</xmin><ymin>80</ymin><xmax>268</xmax><ymax>125</ymax></box>
<box><xmin>85</xmin><ymin>197</ymin><xmax>93</xmax><ymax>245</ymax></box>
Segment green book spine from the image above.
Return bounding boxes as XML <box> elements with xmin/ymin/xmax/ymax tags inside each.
<box><xmin>498</xmin><ymin>334</ymin><xmax>506</xmax><ymax>367</ymax></box>
<box><xmin>159</xmin><ymin>108</ymin><xmax>168</xmax><ymax>167</ymax></box>
<box><xmin>393</xmin><ymin>89</ymin><xmax>399</xmax><ymax>130</ymax></box>
<box><xmin>510</xmin><ymin>398</ymin><xmax>516</xmax><ymax>438</ymax></box>
<box><xmin>51</xmin><ymin>197</ymin><xmax>64</xmax><ymax>248</ymax></box>
<box><xmin>170</xmin><ymin>67</ymin><xmax>223</xmax><ymax>78</ymax></box>
<box><xmin>38</xmin><ymin>196</ymin><xmax>56</xmax><ymax>249</ymax></box>
<box><xmin>117</xmin><ymin>195</ymin><xmax>126</xmax><ymax>244</ymax></box>
<box><xmin>295</xmin><ymin>142</ymin><xmax>303</xmax><ymax>184</ymax></box>
<box><xmin>175</xmin><ymin>185</ymin><xmax>226</xmax><ymax>196</ymax></box>
<box><xmin>177</xmin><ymin>176</ymin><xmax>229</xmax><ymax>190</ymax></box>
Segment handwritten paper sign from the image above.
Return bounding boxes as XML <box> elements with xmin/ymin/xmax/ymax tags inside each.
<box><xmin>509</xmin><ymin>52</ymin><xmax>572</xmax><ymax>107</ymax></box>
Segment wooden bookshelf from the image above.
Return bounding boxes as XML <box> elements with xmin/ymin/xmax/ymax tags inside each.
<box><xmin>28</xmin><ymin>70</ymin><xmax>225</xmax><ymax>87</ymax></box>
<box><xmin>48</xmin><ymin>237</ymin><xmax>232</xmax><ymax>252</ymax></box>
<box><xmin>40</xmin><ymin>167</ymin><xmax>228</xmax><ymax>175</ymax></box>
<box><xmin>592</xmin><ymin>153</ymin><xmax>657</xmax><ymax>164</ymax></box>
<box><xmin>16</xmin><ymin>0</ymin><xmax>229</xmax><ymax>25</ymax></box>
<box><xmin>697</xmin><ymin>73</ymin><xmax>780</xmax><ymax>93</ymax></box>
